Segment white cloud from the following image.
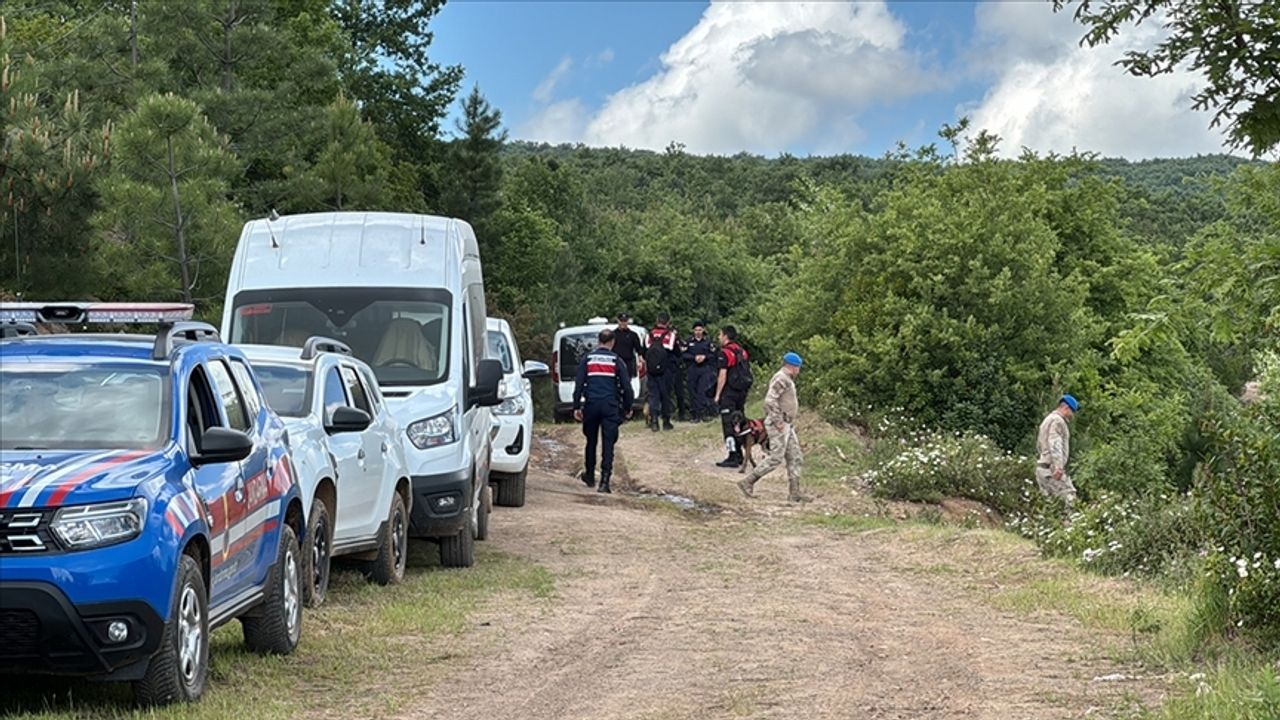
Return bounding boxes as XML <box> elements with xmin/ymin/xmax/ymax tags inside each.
<box><xmin>532</xmin><ymin>57</ymin><xmax>573</xmax><ymax>104</ymax></box>
<box><xmin>573</xmin><ymin>1</ymin><xmax>936</xmax><ymax>154</ymax></box>
<box><xmin>519</xmin><ymin>98</ymin><xmax>589</xmax><ymax>145</ymax></box>
<box><xmin>597</xmin><ymin>48</ymin><xmax>615</xmax><ymax>66</ymax></box>
<box><xmin>966</xmin><ymin>3</ymin><xmax>1228</xmax><ymax>158</ymax></box>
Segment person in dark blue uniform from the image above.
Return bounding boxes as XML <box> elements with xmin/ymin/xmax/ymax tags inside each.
<box><xmin>682</xmin><ymin>320</ymin><xmax>717</xmax><ymax>422</ymax></box>
<box><xmin>573</xmin><ymin>328</ymin><xmax>635</xmax><ymax>494</ymax></box>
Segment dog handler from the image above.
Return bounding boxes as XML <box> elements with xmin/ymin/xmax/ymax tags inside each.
<box><xmin>573</xmin><ymin>328</ymin><xmax>635</xmax><ymax>494</ymax></box>
<box><xmin>715</xmin><ymin>326</ymin><xmax>753</xmax><ymax>467</ymax></box>
<box><xmin>737</xmin><ymin>353</ymin><xmax>805</xmax><ymax>502</ymax></box>
<box><xmin>1035</xmin><ymin>394</ymin><xmax>1079</xmax><ymax>505</ymax></box>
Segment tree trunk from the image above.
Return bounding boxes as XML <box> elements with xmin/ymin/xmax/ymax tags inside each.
<box><xmin>129</xmin><ymin>0</ymin><xmax>138</xmax><ymax>69</ymax></box>
<box><xmin>222</xmin><ymin>4</ymin><xmax>234</xmax><ymax>93</ymax></box>
<box><xmin>167</xmin><ymin>136</ymin><xmax>193</xmax><ymax>304</ymax></box>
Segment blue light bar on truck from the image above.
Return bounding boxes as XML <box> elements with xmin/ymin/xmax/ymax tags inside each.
<box><xmin>0</xmin><ymin>302</ymin><xmax>194</xmax><ymax>325</ymax></box>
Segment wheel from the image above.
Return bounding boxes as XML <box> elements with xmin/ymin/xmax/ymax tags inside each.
<box><xmin>494</xmin><ymin>469</ymin><xmax>527</xmax><ymax>508</ymax></box>
<box><xmin>363</xmin><ymin>492</ymin><xmax>408</xmax><ymax>585</ymax></box>
<box><xmin>476</xmin><ymin>482</ymin><xmax>492</xmax><ymax>541</ymax></box>
<box><xmin>303</xmin><ymin>499</ymin><xmax>331</xmax><ymax>608</ymax></box>
<box><xmin>133</xmin><ymin>554</ymin><xmax>208</xmax><ymax>706</ymax></box>
<box><xmin>241</xmin><ymin>524</ymin><xmax>302</xmax><ymax>655</ymax></box>
<box><xmin>438</xmin><ymin>495</ymin><xmax>476</xmax><ymax>568</ymax></box>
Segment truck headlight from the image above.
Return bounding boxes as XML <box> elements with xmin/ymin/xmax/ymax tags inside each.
<box><xmin>52</xmin><ymin>498</ymin><xmax>148</xmax><ymax>550</ymax></box>
<box><xmin>493</xmin><ymin>395</ymin><xmax>526</xmax><ymax>416</ymax></box>
<box><xmin>407</xmin><ymin>409</ymin><xmax>457</xmax><ymax>449</ymax></box>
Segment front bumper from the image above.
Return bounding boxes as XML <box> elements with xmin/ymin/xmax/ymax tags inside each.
<box><xmin>0</xmin><ymin>582</ymin><xmax>164</xmax><ymax>679</ymax></box>
<box><xmin>408</xmin><ymin>468</ymin><xmax>472</xmax><ymax>539</ymax></box>
<box><xmin>490</xmin><ymin>418</ymin><xmax>530</xmax><ymax>475</ymax></box>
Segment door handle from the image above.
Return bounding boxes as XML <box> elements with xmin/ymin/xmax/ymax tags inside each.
<box><xmin>357</xmin><ymin>448</ymin><xmax>366</xmax><ymax>461</ymax></box>
<box><xmin>381</xmin><ymin>441</ymin><xmax>388</xmax><ymax>454</ymax></box>
<box><xmin>234</xmin><ymin>477</ymin><xmax>245</xmax><ymax>503</ymax></box>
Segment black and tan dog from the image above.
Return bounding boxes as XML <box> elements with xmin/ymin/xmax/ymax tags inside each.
<box><xmin>729</xmin><ymin>410</ymin><xmax>771</xmax><ymax>473</ymax></box>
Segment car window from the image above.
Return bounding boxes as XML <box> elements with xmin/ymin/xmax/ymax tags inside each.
<box><xmin>0</xmin><ymin>363</ymin><xmax>169</xmax><ymax>451</ymax></box>
<box><xmin>357</xmin><ymin>366</ymin><xmax>382</xmax><ymax>412</ymax></box>
<box><xmin>253</xmin><ymin>364</ymin><xmax>310</xmax><ymax>418</ymax></box>
<box><xmin>186</xmin><ymin>366</ymin><xmax>221</xmax><ymax>453</ymax></box>
<box><xmin>487</xmin><ymin>330</ymin><xmax>514</xmax><ymax>374</ymax></box>
<box><xmin>229</xmin><ymin>360</ymin><xmax>262</xmax><ymax>419</ymax></box>
<box><xmin>340</xmin><ymin>366</ymin><xmax>372</xmax><ymax>415</ymax></box>
<box><xmin>322</xmin><ymin>367</ymin><xmax>347</xmax><ymax>423</ymax></box>
<box><xmin>207</xmin><ymin>360</ymin><xmax>250</xmax><ymax>432</ymax></box>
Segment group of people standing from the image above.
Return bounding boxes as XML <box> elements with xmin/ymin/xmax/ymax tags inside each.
<box><xmin>572</xmin><ymin>313</ymin><xmax>806</xmax><ymax>500</ymax></box>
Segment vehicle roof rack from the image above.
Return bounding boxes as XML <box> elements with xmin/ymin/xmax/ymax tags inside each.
<box><xmin>153</xmin><ymin>322</ymin><xmax>220</xmax><ymax>360</ymax></box>
<box><xmin>0</xmin><ymin>321</ymin><xmax>39</xmax><ymax>339</ymax></box>
<box><xmin>300</xmin><ymin>336</ymin><xmax>353</xmax><ymax>360</ymax></box>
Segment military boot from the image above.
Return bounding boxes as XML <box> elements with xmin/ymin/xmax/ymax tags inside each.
<box><xmin>662</xmin><ymin>418</ymin><xmax>675</xmax><ymax>431</ymax></box>
<box><xmin>581</xmin><ymin>469</ymin><xmax>596</xmax><ymax>488</ymax></box>
<box><xmin>736</xmin><ymin>477</ymin><xmax>755</xmax><ymax>498</ymax></box>
<box><xmin>597</xmin><ymin>473</ymin><xmax>612</xmax><ymax>494</ymax></box>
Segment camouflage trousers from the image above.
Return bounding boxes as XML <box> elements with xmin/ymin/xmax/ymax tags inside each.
<box><xmin>743</xmin><ymin>423</ymin><xmax>803</xmax><ymax>499</ymax></box>
<box><xmin>1034</xmin><ymin>465</ymin><xmax>1078</xmax><ymax>505</ymax></box>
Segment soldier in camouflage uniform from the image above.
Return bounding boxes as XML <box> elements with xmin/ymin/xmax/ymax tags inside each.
<box><xmin>1035</xmin><ymin>394</ymin><xmax>1079</xmax><ymax>504</ymax></box>
<box><xmin>737</xmin><ymin>353</ymin><xmax>806</xmax><ymax>502</ymax></box>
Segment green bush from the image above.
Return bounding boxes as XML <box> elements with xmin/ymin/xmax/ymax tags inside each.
<box><xmin>1195</xmin><ymin>357</ymin><xmax>1280</xmax><ymax>640</ymax></box>
<box><xmin>1011</xmin><ymin>491</ymin><xmax>1205</xmax><ymax>579</ymax></box>
<box><xmin>864</xmin><ymin>429</ymin><xmax>1035</xmax><ymax>516</ymax></box>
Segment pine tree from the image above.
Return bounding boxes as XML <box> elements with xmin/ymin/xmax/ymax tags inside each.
<box><xmin>92</xmin><ymin>93</ymin><xmax>240</xmax><ymax>304</ymax></box>
<box><xmin>442</xmin><ymin>86</ymin><xmax>507</xmax><ymax>229</ymax></box>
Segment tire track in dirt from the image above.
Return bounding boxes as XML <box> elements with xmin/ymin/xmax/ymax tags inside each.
<box><xmin>401</xmin><ymin>425</ymin><xmax>1163</xmax><ymax>720</ymax></box>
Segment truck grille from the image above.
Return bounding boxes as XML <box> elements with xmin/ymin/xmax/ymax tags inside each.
<box><xmin>0</xmin><ymin>609</ymin><xmax>40</xmax><ymax>656</ymax></box>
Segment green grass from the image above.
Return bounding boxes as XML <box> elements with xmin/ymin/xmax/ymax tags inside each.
<box><xmin>801</xmin><ymin>512</ymin><xmax>896</xmax><ymax>534</ymax></box>
<box><xmin>2</xmin><ymin>545</ymin><xmax>554</xmax><ymax>720</ymax></box>
<box><xmin>1156</xmin><ymin>662</ymin><xmax>1280</xmax><ymax>720</ymax></box>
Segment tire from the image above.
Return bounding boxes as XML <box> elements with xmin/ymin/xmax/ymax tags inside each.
<box><xmin>363</xmin><ymin>492</ymin><xmax>408</xmax><ymax>585</ymax></box>
<box><xmin>476</xmin><ymin>482</ymin><xmax>492</xmax><ymax>541</ymax></box>
<box><xmin>241</xmin><ymin>524</ymin><xmax>302</xmax><ymax>655</ymax></box>
<box><xmin>494</xmin><ymin>469</ymin><xmax>527</xmax><ymax>508</ymax></box>
<box><xmin>438</xmin><ymin>497</ymin><xmax>476</xmax><ymax>568</ymax></box>
<box><xmin>133</xmin><ymin>554</ymin><xmax>208</xmax><ymax>706</ymax></box>
<box><xmin>303</xmin><ymin>499</ymin><xmax>332</xmax><ymax>608</ymax></box>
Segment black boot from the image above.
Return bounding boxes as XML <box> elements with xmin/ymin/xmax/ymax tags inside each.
<box><xmin>716</xmin><ymin>452</ymin><xmax>742</xmax><ymax>469</ymax></box>
<box><xmin>662</xmin><ymin>418</ymin><xmax>674</xmax><ymax>431</ymax></box>
<box><xmin>649</xmin><ymin>417</ymin><xmax>660</xmax><ymax>432</ymax></box>
<box><xmin>582</xmin><ymin>469</ymin><xmax>596</xmax><ymax>488</ymax></box>
<box><xmin>597</xmin><ymin>474</ymin><xmax>612</xmax><ymax>494</ymax></box>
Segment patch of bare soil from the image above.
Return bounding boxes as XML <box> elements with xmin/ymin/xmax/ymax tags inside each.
<box><xmin>400</xmin><ymin>423</ymin><xmax>1165</xmax><ymax>720</ymax></box>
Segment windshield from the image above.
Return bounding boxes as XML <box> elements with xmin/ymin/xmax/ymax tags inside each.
<box><xmin>0</xmin><ymin>364</ymin><xmax>169</xmax><ymax>450</ymax></box>
<box><xmin>229</xmin><ymin>288</ymin><xmax>451</xmax><ymax>387</ymax></box>
<box><xmin>251</xmin><ymin>364</ymin><xmax>310</xmax><ymax>417</ymax></box>
<box><xmin>487</xmin><ymin>330</ymin><xmax>514</xmax><ymax>374</ymax></box>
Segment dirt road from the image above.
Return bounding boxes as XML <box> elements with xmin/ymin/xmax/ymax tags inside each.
<box><xmin>404</xmin><ymin>423</ymin><xmax>1162</xmax><ymax>720</ymax></box>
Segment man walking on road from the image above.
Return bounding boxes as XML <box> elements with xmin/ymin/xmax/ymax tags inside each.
<box><xmin>737</xmin><ymin>353</ymin><xmax>806</xmax><ymax>502</ymax></box>
<box><xmin>1035</xmin><ymin>395</ymin><xmax>1079</xmax><ymax>505</ymax></box>
<box><xmin>573</xmin><ymin>329</ymin><xmax>635</xmax><ymax>494</ymax></box>
<box><xmin>683</xmin><ymin>320</ymin><xmax>717</xmax><ymax>422</ymax></box>
<box><xmin>715</xmin><ymin>325</ymin><xmax>753</xmax><ymax>467</ymax></box>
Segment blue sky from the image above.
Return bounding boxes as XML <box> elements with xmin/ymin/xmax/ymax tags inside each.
<box><xmin>431</xmin><ymin>1</ymin><xmax>1231</xmax><ymax>159</ymax></box>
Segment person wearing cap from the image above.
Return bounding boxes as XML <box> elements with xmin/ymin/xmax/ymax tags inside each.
<box><xmin>737</xmin><ymin>353</ymin><xmax>806</xmax><ymax>502</ymax></box>
<box><xmin>682</xmin><ymin>320</ymin><xmax>717</xmax><ymax>422</ymax></box>
<box><xmin>1035</xmin><ymin>395</ymin><xmax>1079</xmax><ymax>505</ymax></box>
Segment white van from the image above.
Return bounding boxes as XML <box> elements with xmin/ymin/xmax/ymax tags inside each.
<box><xmin>221</xmin><ymin>212</ymin><xmax>504</xmax><ymax>568</ymax></box>
<box><xmin>552</xmin><ymin>317</ymin><xmax>646</xmax><ymax>422</ymax></box>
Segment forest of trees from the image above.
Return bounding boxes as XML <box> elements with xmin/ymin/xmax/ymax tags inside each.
<box><xmin>2</xmin><ymin>0</ymin><xmax>1277</xmax><ymax>648</ymax></box>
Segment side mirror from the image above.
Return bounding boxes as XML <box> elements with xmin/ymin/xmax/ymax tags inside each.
<box><xmin>194</xmin><ymin>427</ymin><xmax>254</xmax><ymax>466</ymax></box>
<box><xmin>326</xmin><ymin>406</ymin><xmax>372</xmax><ymax>434</ymax></box>
<box><xmin>522</xmin><ymin>360</ymin><xmax>550</xmax><ymax>379</ymax></box>
<box><xmin>470</xmin><ymin>358</ymin><xmax>504</xmax><ymax>408</ymax></box>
